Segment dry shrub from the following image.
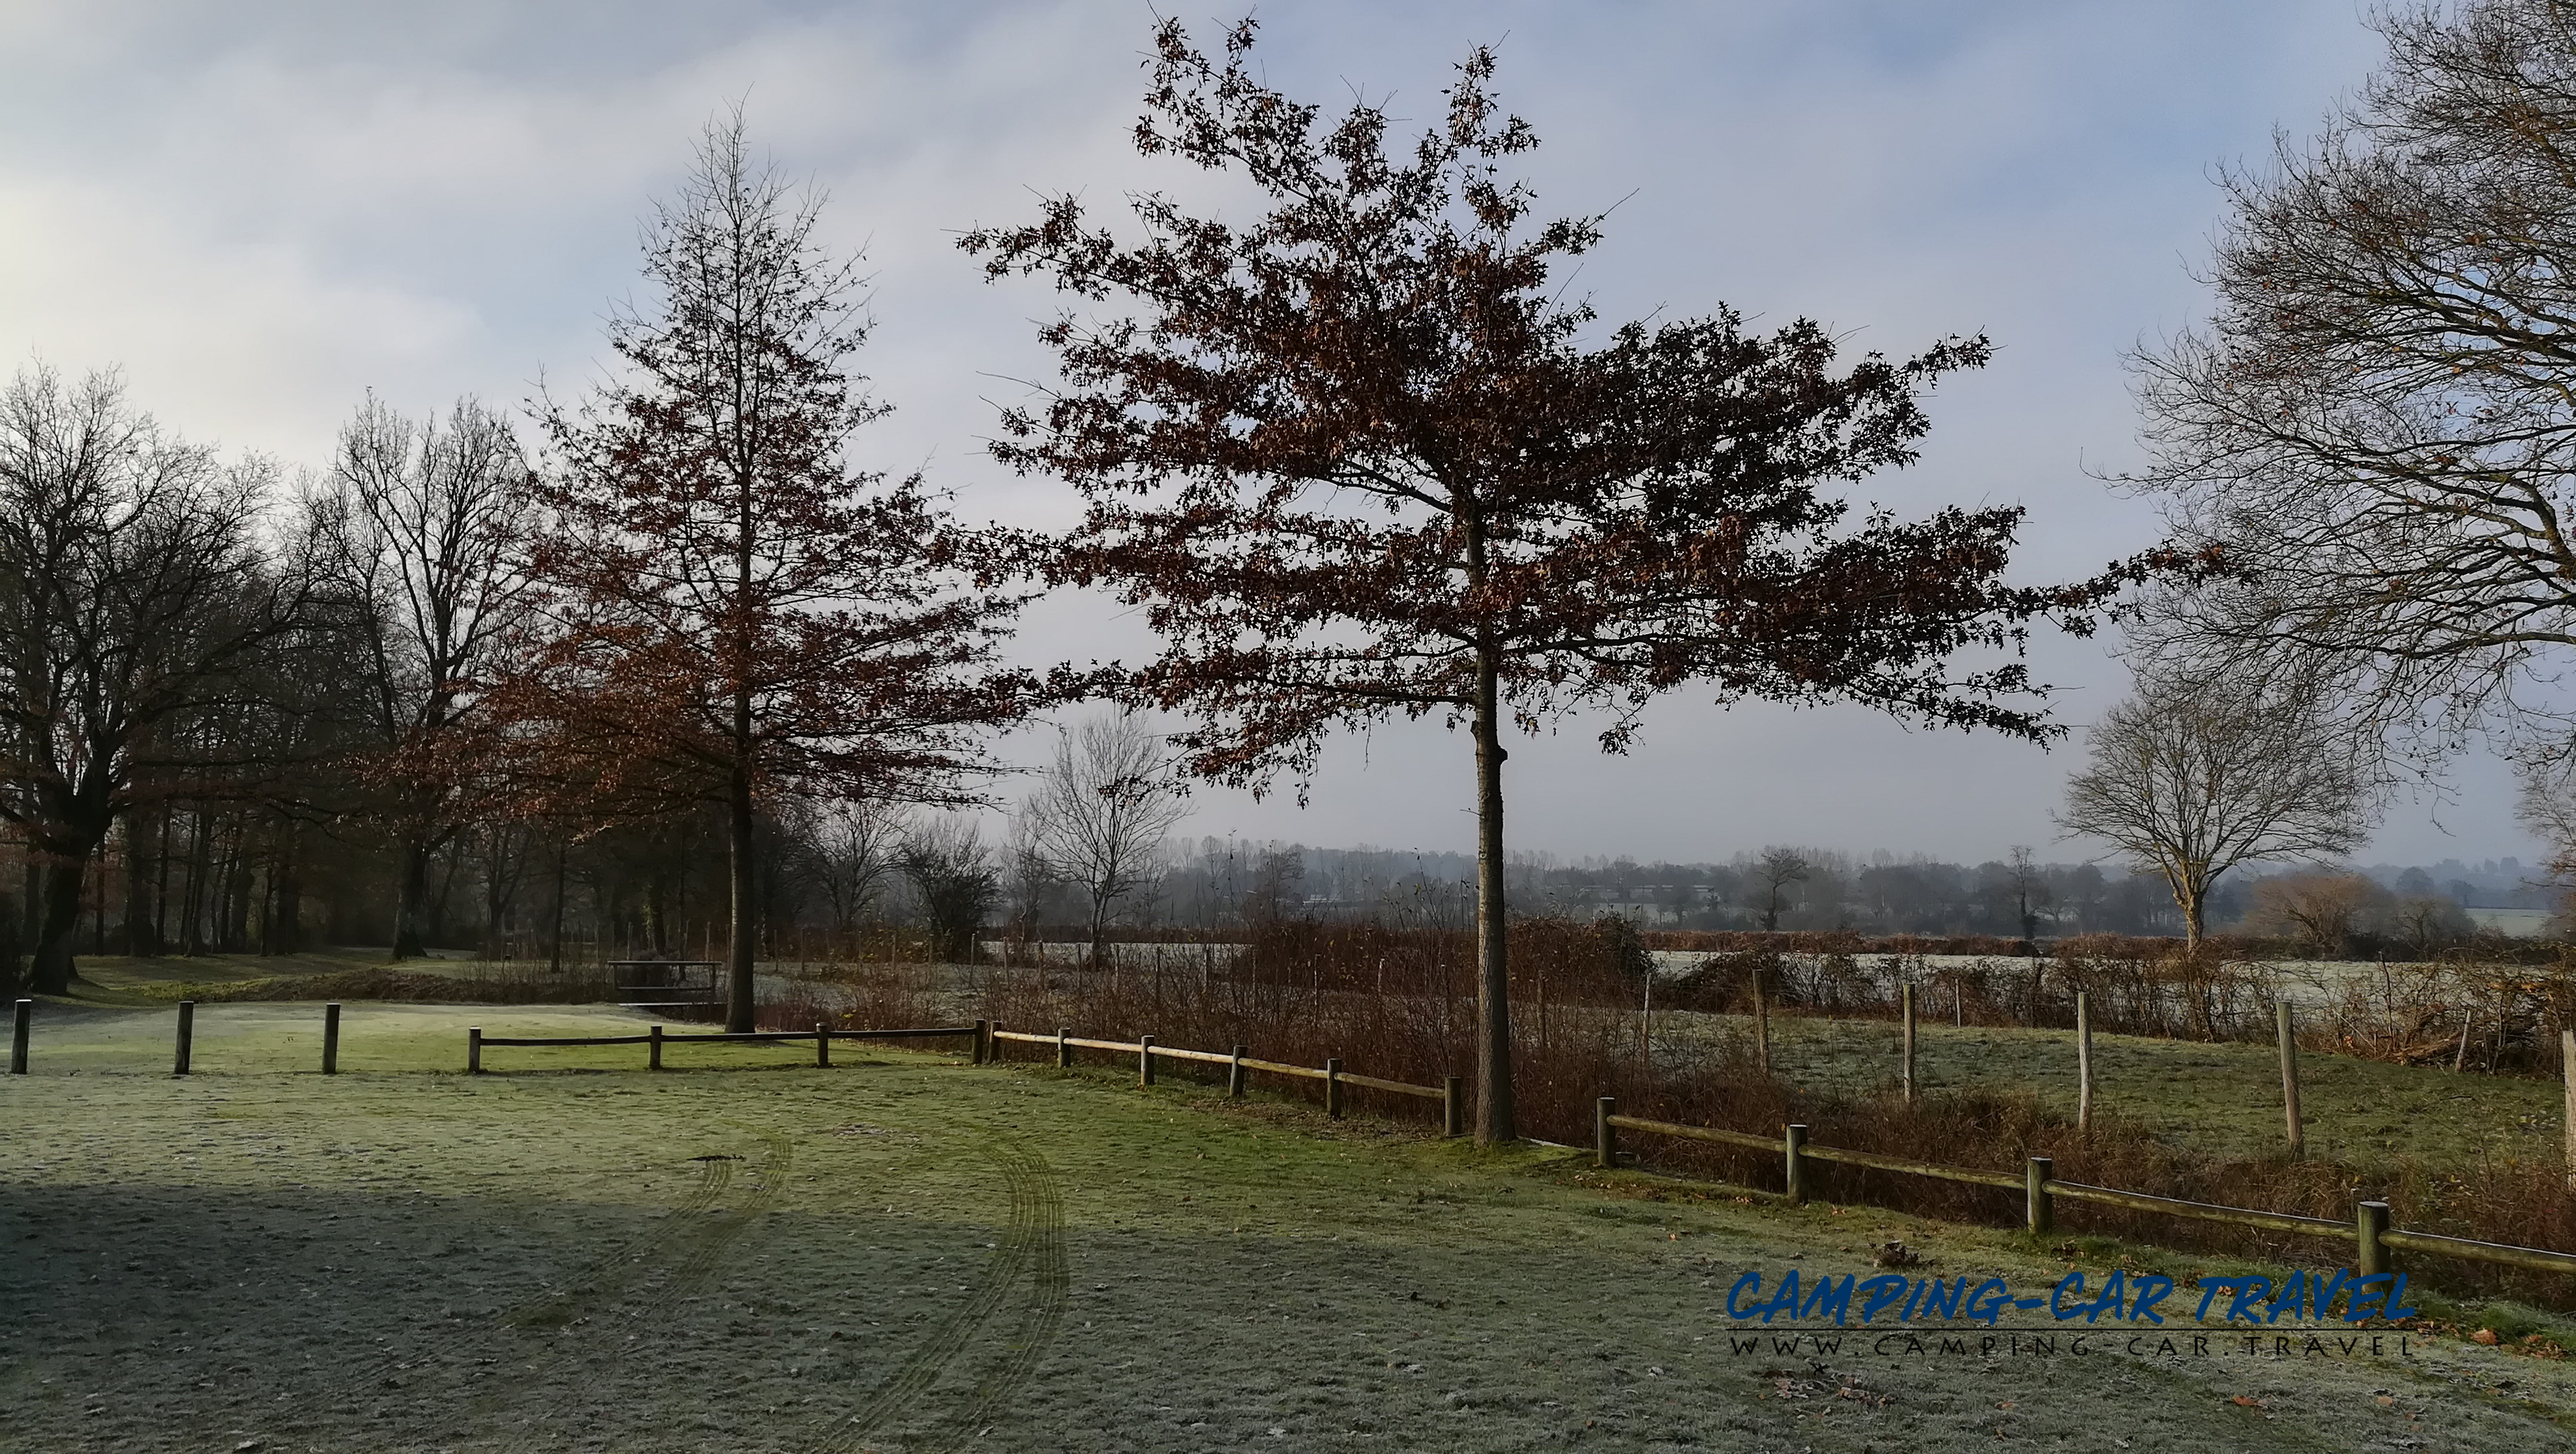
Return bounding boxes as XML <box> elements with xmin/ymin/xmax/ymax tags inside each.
<box><xmin>160</xmin><ymin>965</ymin><xmax>619</xmax><ymax>1005</ymax></box>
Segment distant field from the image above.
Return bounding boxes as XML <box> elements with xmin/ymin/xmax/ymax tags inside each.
<box><xmin>1648</xmin><ymin>1009</ymin><xmax>2571</xmax><ymax>1172</ymax></box>
<box><xmin>5</xmin><ymin>1002</ymin><xmax>2576</xmax><ymax>1452</ymax></box>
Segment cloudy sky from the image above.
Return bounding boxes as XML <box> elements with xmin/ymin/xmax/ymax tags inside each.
<box><xmin>0</xmin><ymin>1</ymin><xmax>2534</xmax><ymax>869</ymax></box>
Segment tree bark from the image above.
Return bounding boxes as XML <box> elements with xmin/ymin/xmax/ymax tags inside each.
<box><xmin>30</xmin><ymin>841</ymin><xmax>95</xmax><ymax>994</ymax></box>
<box><xmin>1471</xmin><ymin>639</ymin><xmax>1517</xmax><ymax>1144</ymax></box>
<box><xmin>121</xmin><ymin>807</ymin><xmax>162</xmax><ymax>957</ymax></box>
<box><xmin>390</xmin><ymin>833</ymin><xmax>430</xmax><ymax>959</ymax></box>
<box><xmin>726</xmin><ymin>750</ymin><xmax>758</xmax><ymax>1033</ymax></box>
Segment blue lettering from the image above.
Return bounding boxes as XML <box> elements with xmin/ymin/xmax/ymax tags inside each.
<box><xmin>2079</xmin><ymin>1270</ymin><xmax>2131</xmax><ymax>1324</ymax></box>
<box><xmin>2196</xmin><ymin>1277</ymin><xmax>2244</xmax><ymax>1322</ymax></box>
<box><xmin>1725</xmin><ymin>1271</ymin><xmax>1764</xmax><ymax>1319</ymax></box>
<box><xmin>2129</xmin><ymin>1275</ymin><xmax>2173</xmax><ymax>1325</ymax></box>
<box><xmin>2342</xmin><ymin>1273</ymin><xmax>2391</xmax><ymax>1324</ymax></box>
<box><xmin>1856</xmin><ymin>1274</ymin><xmax>1909</xmax><ymax>1324</ymax></box>
<box><xmin>2226</xmin><ymin>1277</ymin><xmax>2275</xmax><ymax>1324</ymax></box>
<box><xmin>1966</xmin><ymin>1278</ymin><xmax>2012</xmax><ymax>1326</ymax></box>
<box><xmin>2311</xmin><ymin>1269</ymin><xmax>2355</xmax><ymax>1320</ymax></box>
<box><xmin>1799</xmin><ymin>1275</ymin><xmax>1855</xmax><ymax>1326</ymax></box>
<box><xmin>2264</xmin><ymin>1270</ymin><xmax>2310</xmax><ymax>1324</ymax></box>
<box><xmin>2386</xmin><ymin>1274</ymin><xmax>2418</xmax><ymax>1322</ymax></box>
<box><xmin>1918</xmin><ymin>1277</ymin><xmax>1966</xmax><ymax>1320</ymax></box>
<box><xmin>2050</xmin><ymin>1272</ymin><xmax>2087</xmax><ymax>1321</ymax></box>
<box><xmin>1757</xmin><ymin>1271</ymin><xmax>1803</xmax><ymax>1324</ymax></box>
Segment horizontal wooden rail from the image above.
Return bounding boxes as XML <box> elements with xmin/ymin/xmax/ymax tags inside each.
<box><xmin>984</xmin><ymin>1028</ymin><xmax>1441</xmax><ymax>1099</ymax></box>
<box><xmin>2045</xmin><ymin>1181</ymin><xmax>2354</xmax><ymax>1240</ymax></box>
<box><xmin>1605</xmin><ymin>1113</ymin><xmax>1783</xmax><ymax>1153</ymax></box>
<box><xmin>1338</xmin><ymin>1069</ymin><xmax>1443</xmax><ymax>1100</ymax></box>
<box><xmin>475</xmin><ymin>1026</ymin><xmax>974</xmax><ymax>1049</ymax></box>
<box><xmin>2382</xmin><ymin>1228</ymin><xmax>2576</xmax><ymax>1275</ymax></box>
<box><xmin>1803</xmin><ymin>1143</ymin><xmax>2025</xmax><ymax>1190</ymax></box>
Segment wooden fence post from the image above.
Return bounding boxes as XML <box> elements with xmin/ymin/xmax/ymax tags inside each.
<box><xmin>2076</xmin><ymin>990</ymin><xmax>2094</xmax><ymax>1135</ymax></box>
<box><xmin>2277</xmin><ymin>1002</ymin><xmax>2305</xmax><ymax>1159</ymax></box>
<box><xmin>1325</xmin><ymin>1058</ymin><xmax>1344</xmax><ymax>1118</ymax></box>
<box><xmin>468</xmin><ymin>1026</ymin><xmax>483</xmax><ymax>1075</ymax></box>
<box><xmin>1596</xmin><ymin>1096</ymin><xmax>1617</xmax><ymax>1169</ymax></box>
<box><xmin>1056</xmin><ymin>1026</ymin><xmax>1071</xmax><ymax>1069</ymax></box>
<box><xmin>10</xmin><ymin>998</ymin><xmax>30</xmax><ymax>1075</ymax></box>
<box><xmin>2026</xmin><ymin>1155</ymin><xmax>2054</xmax><ymax>1236</ymax></box>
<box><xmin>2562</xmin><ymin>1029</ymin><xmax>2575</xmax><ymax>1194</ymax></box>
<box><xmin>1443</xmin><ymin>1075</ymin><xmax>1464</xmax><ymax>1139</ymax></box>
<box><xmin>990</xmin><ymin>1022</ymin><xmax>1005</xmax><ymax>1063</ymax></box>
<box><xmin>1753</xmin><ymin>967</ymin><xmax>1772</xmax><ymax>1078</ymax></box>
<box><xmin>174</xmin><ymin>1001</ymin><xmax>194</xmax><ymax>1076</ymax></box>
<box><xmin>1783</xmin><ymin>1123</ymin><xmax>1807</xmax><ymax>1204</ymax></box>
<box><xmin>2357</xmin><ymin>1200</ymin><xmax>2390</xmax><ymax>1277</ymax></box>
<box><xmin>1228</xmin><ymin>1044</ymin><xmax>1248</xmax><ymax>1098</ymax></box>
<box><xmin>323</xmin><ymin>1003</ymin><xmax>341</xmax><ymax>1076</ymax></box>
<box><xmin>1139</xmin><ymin>1035</ymin><xmax>1156</xmax><ymax>1087</ymax></box>
<box><xmin>974</xmin><ymin>1018</ymin><xmax>990</xmax><ymax>1065</ymax></box>
<box><xmin>649</xmin><ymin>1024</ymin><xmax>663</xmax><ymax>1071</ymax></box>
<box><xmin>815</xmin><ymin>1023</ymin><xmax>831</xmax><ymax>1069</ymax></box>
<box><xmin>1900</xmin><ymin>983</ymin><xmax>1916</xmax><ymax>1105</ymax></box>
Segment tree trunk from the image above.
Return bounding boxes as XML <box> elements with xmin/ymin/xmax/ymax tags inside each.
<box><xmin>121</xmin><ymin>806</ymin><xmax>163</xmax><ymax>957</ymax></box>
<box><xmin>30</xmin><ymin>844</ymin><xmax>95</xmax><ymax>994</ymax></box>
<box><xmin>390</xmin><ymin>834</ymin><xmax>430</xmax><ymax>959</ymax></box>
<box><xmin>726</xmin><ymin>753</ymin><xmax>758</xmax><ymax>1033</ymax></box>
<box><xmin>1471</xmin><ymin>641</ymin><xmax>1517</xmax><ymax>1145</ymax></box>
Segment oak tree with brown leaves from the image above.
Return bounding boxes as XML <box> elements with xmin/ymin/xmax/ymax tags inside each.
<box><xmin>519</xmin><ymin>114</ymin><xmax>1040</xmax><ymax>1031</ymax></box>
<box><xmin>965</xmin><ymin>19</ymin><xmax>2124</xmax><ymax>1141</ymax></box>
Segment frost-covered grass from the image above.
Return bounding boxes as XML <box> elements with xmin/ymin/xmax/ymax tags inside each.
<box><xmin>5</xmin><ymin>1002</ymin><xmax>2575</xmax><ymax>1451</ymax></box>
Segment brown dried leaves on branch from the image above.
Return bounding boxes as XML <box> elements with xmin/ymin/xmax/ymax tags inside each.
<box><xmin>964</xmin><ymin>17</ymin><xmax>2143</xmax><ymax>791</ymax></box>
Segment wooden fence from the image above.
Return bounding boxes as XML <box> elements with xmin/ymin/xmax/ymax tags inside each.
<box><xmin>1591</xmin><ymin>1097</ymin><xmax>2576</xmax><ymax>1280</ymax></box>
<box><xmin>467</xmin><ymin>1022</ymin><xmax>978</xmax><ymax>1072</ymax></box>
<box><xmin>989</xmin><ymin>1024</ymin><xmax>1468</xmax><ymax>1137</ymax></box>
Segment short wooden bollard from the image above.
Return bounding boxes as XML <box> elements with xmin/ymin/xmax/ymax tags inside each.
<box><xmin>1783</xmin><ymin>1122</ymin><xmax>1807</xmax><ymax>1204</ymax></box>
<box><xmin>1596</xmin><ymin>1096</ymin><xmax>1617</xmax><ymax>1169</ymax></box>
<box><xmin>1228</xmin><ymin>1044</ymin><xmax>1248</xmax><ymax>1098</ymax></box>
<box><xmin>174</xmin><ymin>1001</ymin><xmax>195</xmax><ymax>1076</ymax></box>
<box><xmin>973</xmin><ymin>1018</ymin><xmax>991</xmax><ymax>1065</ymax></box>
<box><xmin>815</xmin><ymin>1024</ymin><xmax>832</xmax><ymax>1068</ymax></box>
<box><xmin>649</xmin><ymin>1024</ymin><xmax>664</xmax><ymax>1070</ymax></box>
<box><xmin>1900</xmin><ymin>983</ymin><xmax>1916</xmax><ymax>1104</ymax></box>
<box><xmin>2357</xmin><ymin>1200</ymin><xmax>2390</xmax><ymax>1277</ymax></box>
<box><xmin>2075</xmin><ymin>989</ymin><xmax>2094</xmax><ymax>1135</ymax></box>
<box><xmin>1443</xmin><ymin>1075</ymin><xmax>1465</xmax><ymax>1139</ymax></box>
<box><xmin>1325</xmin><ymin>1059</ymin><xmax>1344</xmax><ymax>1118</ymax></box>
<box><xmin>2277</xmin><ymin>1002</ymin><xmax>2305</xmax><ymax>1159</ymax></box>
<box><xmin>322</xmin><ymin>1002</ymin><xmax>341</xmax><ymax>1075</ymax></box>
<box><xmin>1056</xmin><ymin>1026</ymin><xmax>1071</xmax><ymax>1069</ymax></box>
<box><xmin>468</xmin><ymin>1026</ymin><xmax>483</xmax><ymax>1074</ymax></box>
<box><xmin>10</xmin><ymin>998</ymin><xmax>30</xmax><ymax>1075</ymax></box>
<box><xmin>2027</xmin><ymin>1155</ymin><xmax>2054</xmax><ymax>1235</ymax></box>
<box><xmin>1139</xmin><ymin>1035</ymin><xmax>1156</xmax><ymax>1087</ymax></box>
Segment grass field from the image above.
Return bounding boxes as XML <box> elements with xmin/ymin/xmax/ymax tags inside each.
<box><xmin>6</xmin><ymin>1000</ymin><xmax>2576</xmax><ymax>1452</ymax></box>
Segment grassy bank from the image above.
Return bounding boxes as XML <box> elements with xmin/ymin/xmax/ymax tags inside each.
<box><xmin>5</xmin><ymin>1002</ymin><xmax>2576</xmax><ymax>1451</ymax></box>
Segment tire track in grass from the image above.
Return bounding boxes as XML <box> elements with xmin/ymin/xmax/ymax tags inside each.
<box><xmin>310</xmin><ymin>1142</ymin><xmax>743</xmax><ymax>1424</ymax></box>
<box><xmin>804</xmin><ymin>1138</ymin><xmax>1067</xmax><ymax>1454</ymax></box>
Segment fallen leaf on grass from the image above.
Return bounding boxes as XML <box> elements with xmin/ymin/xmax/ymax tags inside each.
<box><xmin>2472</xmin><ymin>1329</ymin><xmax>2500</xmax><ymax>1346</ymax></box>
<box><xmin>2229</xmin><ymin>1396</ymin><xmax>2265</xmax><ymax>1409</ymax></box>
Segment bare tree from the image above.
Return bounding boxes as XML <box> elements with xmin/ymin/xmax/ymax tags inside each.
<box><xmin>2247</xmin><ymin>870</ymin><xmax>2391</xmax><ymax>957</ymax></box>
<box><xmin>0</xmin><ymin>364</ymin><xmax>320</xmax><ymax>991</ymax></box>
<box><xmin>898</xmin><ymin>819</ymin><xmax>997</xmax><ymax>964</ymax></box>
<box><xmin>800</xmin><ymin>797</ymin><xmax>900</xmax><ymax>935</ymax></box>
<box><xmin>2007</xmin><ymin>844</ymin><xmax>2050</xmax><ymax>943</ymax></box>
<box><xmin>2057</xmin><ymin>673</ymin><xmax>2374</xmax><ymax>944</ymax></box>
<box><xmin>324</xmin><ymin>394</ymin><xmax>533</xmax><ymax>959</ymax></box>
<box><xmin>1750</xmin><ymin>848</ymin><xmax>1811</xmax><ymax>932</ymax></box>
<box><xmin>2128</xmin><ymin>1</ymin><xmax>2576</xmax><ymax>764</ymax></box>
<box><xmin>1022</xmin><ymin>712</ymin><xmax>1191</xmax><ymax>967</ymax></box>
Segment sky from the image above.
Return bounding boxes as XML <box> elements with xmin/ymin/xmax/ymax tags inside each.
<box><xmin>0</xmin><ymin>0</ymin><xmax>2538</xmax><ymax>870</ymax></box>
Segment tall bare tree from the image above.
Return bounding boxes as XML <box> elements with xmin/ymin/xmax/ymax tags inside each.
<box><xmin>965</xmin><ymin>20</ymin><xmax>2127</xmax><ymax>1140</ymax></box>
<box><xmin>2129</xmin><ymin>1</ymin><xmax>2576</xmax><ymax>767</ymax></box>
<box><xmin>0</xmin><ymin>365</ymin><xmax>319</xmax><ymax>991</ymax></box>
<box><xmin>1022</xmin><ymin>712</ymin><xmax>1191</xmax><ymax>966</ymax></box>
<box><xmin>2057</xmin><ymin>673</ymin><xmax>2374</xmax><ymax>943</ymax></box>
<box><xmin>324</xmin><ymin>395</ymin><xmax>534</xmax><ymax>959</ymax></box>
<box><xmin>1751</xmin><ymin>847</ymin><xmax>1811</xmax><ymax>932</ymax></box>
<box><xmin>516</xmin><ymin>112</ymin><xmax>1041</xmax><ymax>1029</ymax></box>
